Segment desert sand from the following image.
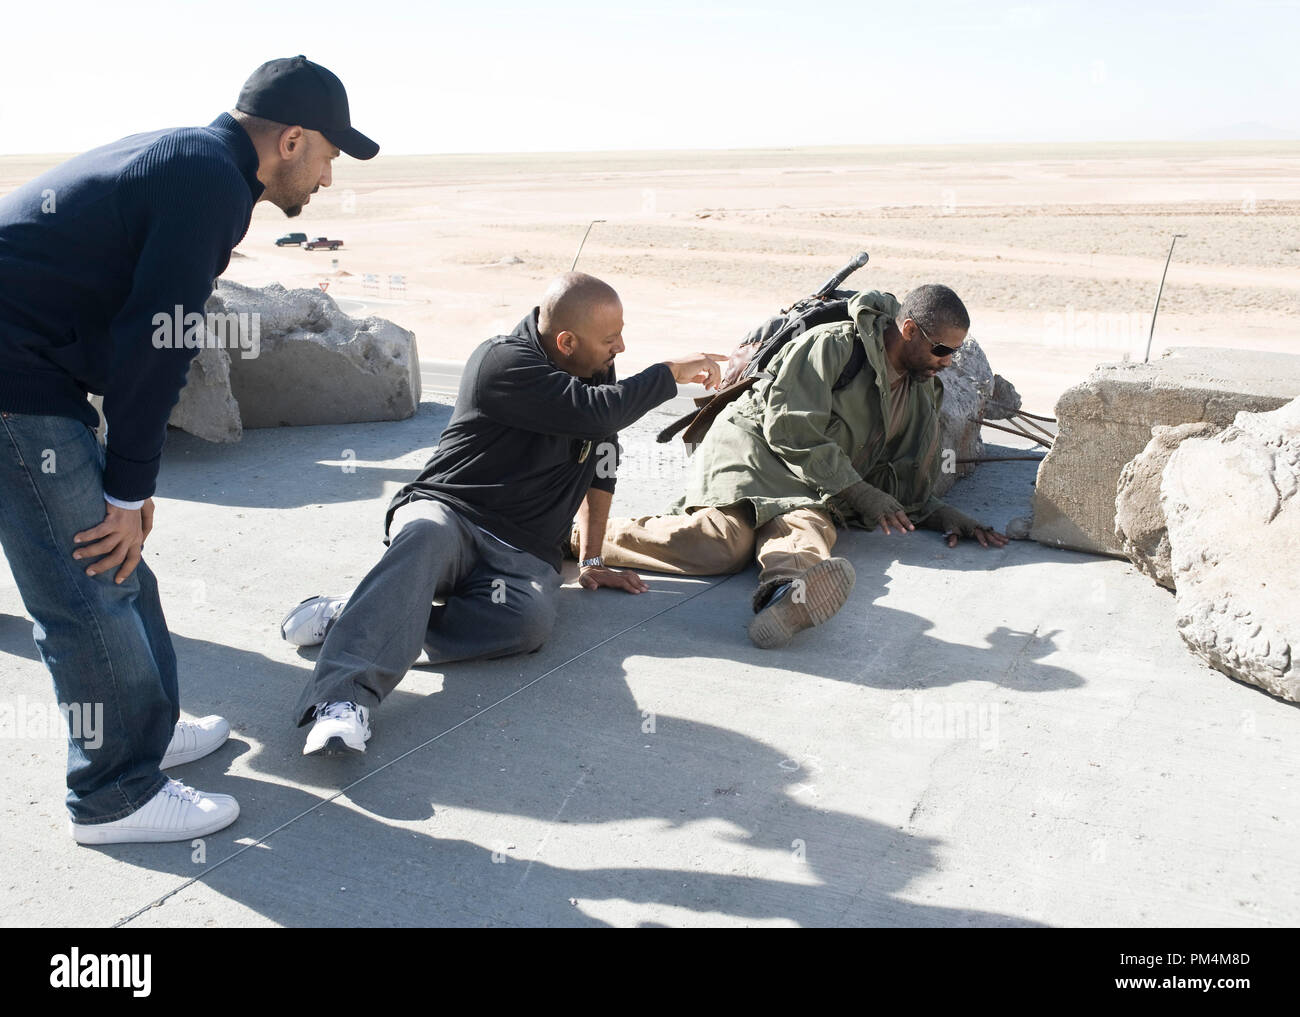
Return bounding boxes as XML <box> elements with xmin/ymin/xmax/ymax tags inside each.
<box><xmin>4</xmin><ymin>140</ymin><xmax>1298</xmax><ymax>412</ymax></box>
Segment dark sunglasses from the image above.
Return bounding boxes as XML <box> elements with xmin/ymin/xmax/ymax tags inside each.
<box><xmin>913</xmin><ymin>319</ymin><xmax>960</xmax><ymax>358</ymax></box>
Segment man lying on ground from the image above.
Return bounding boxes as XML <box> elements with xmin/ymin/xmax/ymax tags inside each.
<box><xmin>282</xmin><ymin>272</ymin><xmax>724</xmax><ymax>755</ymax></box>
<box><xmin>575</xmin><ymin>285</ymin><xmax>1007</xmax><ymax>650</ymax></box>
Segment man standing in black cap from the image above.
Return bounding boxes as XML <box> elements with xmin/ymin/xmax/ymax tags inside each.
<box><xmin>0</xmin><ymin>56</ymin><xmax>378</xmax><ymax>845</ymax></box>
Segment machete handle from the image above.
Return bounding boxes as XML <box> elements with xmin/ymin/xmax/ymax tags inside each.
<box><xmin>813</xmin><ymin>251</ymin><xmax>869</xmax><ymax>300</ymax></box>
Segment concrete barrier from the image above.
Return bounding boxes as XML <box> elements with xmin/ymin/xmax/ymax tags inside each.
<box><xmin>1030</xmin><ymin>347</ymin><xmax>1300</xmax><ymax>556</ymax></box>
<box><xmin>1163</xmin><ymin>397</ymin><xmax>1300</xmax><ymax>702</ymax></box>
<box><xmin>169</xmin><ymin>280</ymin><xmax>421</xmax><ymax>439</ymax></box>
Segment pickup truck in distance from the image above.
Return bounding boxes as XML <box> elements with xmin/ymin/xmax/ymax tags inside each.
<box><xmin>305</xmin><ymin>237</ymin><xmax>344</xmax><ymax>251</ymax></box>
<box><xmin>275</xmin><ymin>232</ymin><xmax>308</xmax><ymax>246</ymax></box>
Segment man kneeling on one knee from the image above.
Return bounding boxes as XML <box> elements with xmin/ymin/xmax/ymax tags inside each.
<box><xmin>578</xmin><ymin>285</ymin><xmax>1007</xmax><ymax>650</ymax></box>
<box><xmin>282</xmin><ymin>272</ymin><xmax>724</xmax><ymax>754</ymax></box>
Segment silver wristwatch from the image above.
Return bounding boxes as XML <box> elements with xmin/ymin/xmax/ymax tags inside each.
<box><xmin>578</xmin><ymin>556</ymin><xmax>604</xmax><ymax>569</ymax></box>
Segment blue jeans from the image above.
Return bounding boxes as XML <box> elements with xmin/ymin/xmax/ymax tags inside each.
<box><xmin>0</xmin><ymin>411</ymin><xmax>175</xmax><ymax>823</ymax></box>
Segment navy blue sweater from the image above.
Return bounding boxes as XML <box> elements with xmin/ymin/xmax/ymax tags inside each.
<box><xmin>0</xmin><ymin>113</ymin><xmax>263</xmax><ymax>501</ymax></box>
<box><xmin>387</xmin><ymin>310</ymin><xmax>678</xmax><ymax>571</ymax></box>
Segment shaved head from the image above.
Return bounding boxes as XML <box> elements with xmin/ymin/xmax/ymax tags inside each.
<box><xmin>538</xmin><ymin>272</ymin><xmax>621</xmax><ymax>340</ymax></box>
<box><xmin>535</xmin><ymin>273</ymin><xmax>626</xmax><ymax>379</ymax></box>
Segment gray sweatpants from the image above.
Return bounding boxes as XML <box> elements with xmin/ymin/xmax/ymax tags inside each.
<box><xmin>293</xmin><ymin>499</ymin><xmax>562</xmax><ymax>725</ymax></box>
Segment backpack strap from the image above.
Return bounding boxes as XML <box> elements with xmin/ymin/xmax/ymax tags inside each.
<box><xmin>680</xmin><ymin>377</ymin><xmax>760</xmax><ymax>446</ymax></box>
<box><xmin>832</xmin><ymin>335</ymin><xmax>868</xmax><ymax>391</ymax></box>
<box><xmin>748</xmin><ymin>297</ymin><xmax>852</xmax><ymax>379</ymax></box>
<box><xmin>659</xmin><ymin>294</ymin><xmax>866</xmax><ymax>446</ymax></box>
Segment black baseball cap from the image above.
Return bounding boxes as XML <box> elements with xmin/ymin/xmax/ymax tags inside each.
<box><xmin>236</xmin><ymin>56</ymin><xmax>379</xmax><ymax>160</ymax></box>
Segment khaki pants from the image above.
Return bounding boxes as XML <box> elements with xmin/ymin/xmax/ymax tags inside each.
<box><xmin>583</xmin><ymin>504</ymin><xmax>838</xmax><ymax>607</ymax></box>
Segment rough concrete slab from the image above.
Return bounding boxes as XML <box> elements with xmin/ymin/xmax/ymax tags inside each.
<box><xmin>935</xmin><ymin>338</ymin><xmax>996</xmax><ymax>498</ymax></box>
<box><xmin>1114</xmin><ymin>421</ymin><xmax>1220</xmax><ymax>589</ymax></box>
<box><xmin>167</xmin><ymin>281</ymin><xmax>422</xmax><ymax>439</ymax></box>
<box><xmin>1163</xmin><ymin>398</ymin><xmax>1300</xmax><ymax>702</ymax></box>
<box><xmin>2</xmin><ymin>379</ymin><xmax>1297</xmax><ymax>927</ymax></box>
<box><xmin>1031</xmin><ymin>347</ymin><xmax>1300</xmax><ymax>556</ymax></box>
<box><xmin>168</xmin><ymin>345</ymin><xmax>242</xmax><ymax>444</ymax></box>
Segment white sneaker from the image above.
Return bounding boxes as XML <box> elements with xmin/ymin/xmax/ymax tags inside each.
<box><xmin>161</xmin><ymin>715</ymin><xmax>230</xmax><ymax>769</ymax></box>
<box><xmin>281</xmin><ymin>595</ymin><xmax>348</xmax><ymax>647</ymax></box>
<box><xmin>303</xmin><ymin>701</ymin><xmax>371</xmax><ymax>756</ymax></box>
<box><xmin>71</xmin><ymin>779</ymin><xmax>239</xmax><ymax>845</ymax></box>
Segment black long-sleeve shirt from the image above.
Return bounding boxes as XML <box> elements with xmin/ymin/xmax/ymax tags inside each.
<box><xmin>0</xmin><ymin>113</ymin><xmax>263</xmax><ymax>501</ymax></box>
<box><xmin>387</xmin><ymin>309</ymin><xmax>677</xmax><ymax>571</ymax></box>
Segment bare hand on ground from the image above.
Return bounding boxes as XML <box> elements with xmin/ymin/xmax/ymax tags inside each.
<box><xmin>579</xmin><ymin>565</ymin><xmax>650</xmax><ymax>594</ymax></box>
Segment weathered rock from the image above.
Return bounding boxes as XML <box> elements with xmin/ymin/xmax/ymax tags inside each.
<box><xmin>1114</xmin><ymin>421</ymin><xmax>1220</xmax><ymax>588</ymax></box>
<box><xmin>169</xmin><ymin>344</ymin><xmax>242</xmax><ymax>443</ymax></box>
<box><xmin>986</xmin><ymin>373</ymin><xmax>1022</xmax><ymax>420</ymax></box>
<box><xmin>1005</xmin><ymin>515</ymin><xmax>1033</xmax><ymax>540</ymax></box>
<box><xmin>1162</xmin><ymin>398</ymin><xmax>1300</xmax><ymax>702</ymax></box>
<box><xmin>934</xmin><ymin>338</ymin><xmax>995</xmax><ymax>497</ymax></box>
<box><xmin>169</xmin><ymin>280</ymin><xmax>421</xmax><ymax>437</ymax></box>
<box><xmin>1031</xmin><ymin>347</ymin><xmax>1300</xmax><ymax>556</ymax></box>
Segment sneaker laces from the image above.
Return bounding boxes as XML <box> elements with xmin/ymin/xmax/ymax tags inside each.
<box><xmin>316</xmin><ymin>598</ymin><xmax>347</xmax><ymax>636</ymax></box>
<box><xmin>162</xmin><ymin>779</ymin><xmax>204</xmax><ymax>804</ymax></box>
<box><xmin>316</xmin><ymin>701</ymin><xmax>361</xmax><ymax>722</ymax></box>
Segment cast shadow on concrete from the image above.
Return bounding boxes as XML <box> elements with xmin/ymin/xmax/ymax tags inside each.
<box><xmin>156</xmin><ymin>401</ymin><xmax>454</xmax><ymax>510</ymax></box>
<box><xmin>541</xmin><ymin>526</ymin><xmax>1087</xmax><ymax>695</ymax></box>
<box><xmin>4</xmin><ymin>421</ymin><xmax>1071</xmax><ymax>925</ymax></box>
<box><xmin>80</xmin><ymin>580</ymin><xmax>1056</xmax><ymax>926</ymax></box>
<box><xmin>835</xmin><ymin>535</ymin><xmax>1089</xmax><ymax>693</ymax></box>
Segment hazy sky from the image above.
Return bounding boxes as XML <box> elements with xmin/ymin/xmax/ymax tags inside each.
<box><xmin>3</xmin><ymin>0</ymin><xmax>1297</xmax><ymax>154</ymax></box>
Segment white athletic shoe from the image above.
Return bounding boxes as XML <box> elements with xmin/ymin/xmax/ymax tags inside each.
<box><xmin>160</xmin><ymin>715</ymin><xmax>230</xmax><ymax>769</ymax></box>
<box><xmin>280</xmin><ymin>595</ymin><xmax>348</xmax><ymax>647</ymax></box>
<box><xmin>71</xmin><ymin>779</ymin><xmax>239</xmax><ymax>845</ymax></box>
<box><xmin>303</xmin><ymin>701</ymin><xmax>372</xmax><ymax>756</ymax></box>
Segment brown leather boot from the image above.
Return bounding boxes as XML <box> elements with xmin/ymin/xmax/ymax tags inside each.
<box><xmin>747</xmin><ymin>557</ymin><xmax>856</xmax><ymax>649</ymax></box>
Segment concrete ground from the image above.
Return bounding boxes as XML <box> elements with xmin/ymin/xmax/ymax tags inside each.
<box><xmin>1</xmin><ymin>380</ymin><xmax>1296</xmax><ymax>928</ymax></box>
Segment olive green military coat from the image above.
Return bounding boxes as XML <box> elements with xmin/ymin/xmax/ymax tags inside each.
<box><xmin>672</xmin><ymin>290</ymin><xmax>948</xmax><ymax>529</ymax></box>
